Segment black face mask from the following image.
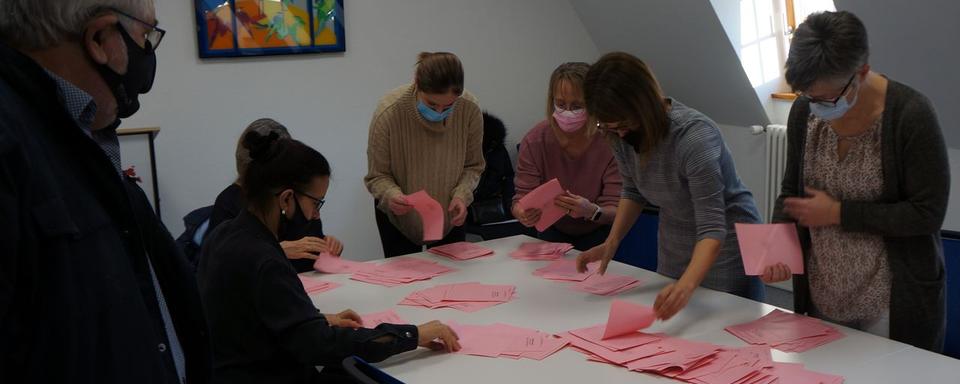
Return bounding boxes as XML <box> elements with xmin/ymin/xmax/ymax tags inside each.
<box><xmin>278</xmin><ymin>197</ymin><xmax>317</xmax><ymax>240</ymax></box>
<box><xmin>622</xmin><ymin>130</ymin><xmax>643</xmax><ymax>153</ymax></box>
<box><xmin>95</xmin><ymin>23</ymin><xmax>157</xmax><ymax>119</ymax></box>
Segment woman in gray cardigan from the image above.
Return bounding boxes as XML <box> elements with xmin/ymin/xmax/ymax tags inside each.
<box><xmin>764</xmin><ymin>11</ymin><xmax>949</xmax><ymax>352</ymax></box>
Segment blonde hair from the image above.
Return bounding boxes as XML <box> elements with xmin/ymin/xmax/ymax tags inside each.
<box><xmin>415</xmin><ymin>52</ymin><xmax>464</xmax><ymax>95</ymax></box>
<box><xmin>546</xmin><ymin>62</ymin><xmax>596</xmax><ymax>134</ymax></box>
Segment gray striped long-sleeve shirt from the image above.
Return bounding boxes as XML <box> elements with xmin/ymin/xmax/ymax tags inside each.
<box><xmin>609</xmin><ymin>99</ymin><xmax>761</xmax><ymax>296</ymax></box>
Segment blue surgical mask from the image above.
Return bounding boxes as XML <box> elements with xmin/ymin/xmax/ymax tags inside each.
<box><xmin>809</xmin><ymin>82</ymin><xmax>860</xmax><ymax>121</ymax></box>
<box><xmin>417</xmin><ymin>100</ymin><xmax>454</xmax><ymax>122</ymax></box>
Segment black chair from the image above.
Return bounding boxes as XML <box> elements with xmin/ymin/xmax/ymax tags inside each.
<box><xmin>341</xmin><ymin>356</ymin><xmax>405</xmax><ymax>384</ymax></box>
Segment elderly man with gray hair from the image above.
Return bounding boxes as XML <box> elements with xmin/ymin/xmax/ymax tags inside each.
<box><xmin>0</xmin><ymin>1</ymin><xmax>211</xmax><ymax>383</ymax></box>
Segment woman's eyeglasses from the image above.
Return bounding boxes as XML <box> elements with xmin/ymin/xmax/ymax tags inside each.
<box><xmin>799</xmin><ymin>73</ymin><xmax>856</xmax><ymax>107</ymax></box>
<box><xmin>295</xmin><ymin>191</ymin><xmax>326</xmax><ymax>215</ymax></box>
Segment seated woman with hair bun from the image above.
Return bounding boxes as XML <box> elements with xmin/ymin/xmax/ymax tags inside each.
<box><xmin>208</xmin><ymin>118</ymin><xmax>344</xmax><ymax>272</ymax></box>
<box><xmin>198</xmin><ymin>131</ymin><xmax>460</xmax><ymax>384</ymax></box>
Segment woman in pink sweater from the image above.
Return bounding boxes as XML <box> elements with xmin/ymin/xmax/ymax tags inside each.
<box><xmin>512</xmin><ymin>62</ymin><xmax>622</xmax><ymax>250</ymax></box>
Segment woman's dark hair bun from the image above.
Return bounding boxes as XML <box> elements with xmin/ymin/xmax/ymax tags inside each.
<box><xmin>243</xmin><ymin>130</ymin><xmax>280</xmax><ymax>161</ymax></box>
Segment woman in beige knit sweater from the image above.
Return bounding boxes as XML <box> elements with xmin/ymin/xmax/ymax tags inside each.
<box><xmin>364</xmin><ymin>52</ymin><xmax>485</xmax><ymax>257</ymax></box>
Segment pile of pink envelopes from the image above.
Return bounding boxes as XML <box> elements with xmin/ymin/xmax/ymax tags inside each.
<box><xmin>446</xmin><ymin>321</ymin><xmax>569</xmax><ymax>361</ymax></box>
<box><xmin>560</xmin><ymin>301</ymin><xmax>843</xmax><ymax>383</ymax></box>
<box><xmin>427</xmin><ymin>242</ymin><xmax>495</xmax><ymax>260</ymax></box>
<box><xmin>399</xmin><ymin>282</ymin><xmax>516</xmax><ymax>312</ymax></box>
<box><xmin>313</xmin><ymin>253</ymin><xmax>376</xmax><ymax>274</ymax></box>
<box><xmin>533</xmin><ymin>259</ymin><xmax>599</xmax><ymax>281</ymax></box>
<box><xmin>569</xmin><ymin>273</ymin><xmax>642</xmax><ymax>295</ymax></box>
<box><xmin>297</xmin><ymin>275</ymin><xmax>340</xmax><ymax>294</ymax></box>
<box><xmin>359</xmin><ymin>309</ymin><xmax>407</xmax><ymax>329</ymax></box>
<box><xmin>509</xmin><ymin>241</ymin><xmax>574</xmax><ymax>260</ymax></box>
<box><xmin>725</xmin><ymin>309</ymin><xmax>844</xmax><ymax>353</ymax></box>
<box><xmin>349</xmin><ymin>257</ymin><xmax>457</xmax><ymax>287</ymax></box>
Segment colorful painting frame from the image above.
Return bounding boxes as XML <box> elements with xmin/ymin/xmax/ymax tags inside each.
<box><xmin>194</xmin><ymin>0</ymin><xmax>345</xmax><ymax>58</ymax></box>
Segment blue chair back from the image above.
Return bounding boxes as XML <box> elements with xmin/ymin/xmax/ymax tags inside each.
<box><xmin>942</xmin><ymin>230</ymin><xmax>960</xmax><ymax>358</ymax></box>
<box><xmin>613</xmin><ymin>208</ymin><xmax>659</xmax><ymax>272</ymax></box>
<box><xmin>341</xmin><ymin>356</ymin><xmax>405</xmax><ymax>384</ymax></box>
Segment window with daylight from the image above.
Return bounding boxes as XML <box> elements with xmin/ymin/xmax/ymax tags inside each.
<box><xmin>737</xmin><ymin>0</ymin><xmax>835</xmax><ymax>94</ymax></box>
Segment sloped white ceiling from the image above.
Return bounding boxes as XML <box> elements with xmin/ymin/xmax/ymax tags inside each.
<box><xmin>570</xmin><ymin>0</ymin><xmax>769</xmax><ymax>127</ymax></box>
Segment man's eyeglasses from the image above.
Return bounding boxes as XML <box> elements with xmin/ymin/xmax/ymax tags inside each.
<box><xmin>111</xmin><ymin>8</ymin><xmax>166</xmax><ymax>51</ymax></box>
<box><xmin>799</xmin><ymin>73</ymin><xmax>856</xmax><ymax>107</ymax></box>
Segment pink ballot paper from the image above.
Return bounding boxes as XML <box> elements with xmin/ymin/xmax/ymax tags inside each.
<box><xmin>406</xmin><ymin>190</ymin><xmax>444</xmax><ymax>241</ymax></box>
<box><xmin>427</xmin><ymin>242</ymin><xmax>494</xmax><ymax>260</ymax></box>
<box><xmin>313</xmin><ymin>253</ymin><xmax>375</xmax><ymax>274</ymax></box>
<box><xmin>360</xmin><ymin>309</ymin><xmax>406</xmax><ymax>329</ymax></box>
<box><xmin>602</xmin><ymin>300</ymin><xmax>656</xmax><ymax>339</ymax></box>
<box><xmin>297</xmin><ymin>275</ymin><xmax>340</xmax><ymax>294</ymax></box>
<box><xmin>516</xmin><ymin>178</ymin><xmax>566</xmax><ymax>232</ymax></box>
<box><xmin>735</xmin><ymin>223</ymin><xmax>804</xmax><ymax>275</ymax></box>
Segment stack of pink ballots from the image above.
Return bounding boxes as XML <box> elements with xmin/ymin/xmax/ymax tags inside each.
<box><xmin>359</xmin><ymin>309</ymin><xmax>407</xmax><ymax>329</ymax></box>
<box><xmin>560</xmin><ymin>301</ymin><xmax>844</xmax><ymax>383</ymax></box>
<box><xmin>569</xmin><ymin>272</ymin><xmax>642</xmax><ymax>295</ymax></box>
<box><xmin>427</xmin><ymin>242</ymin><xmax>495</xmax><ymax>260</ymax></box>
<box><xmin>509</xmin><ymin>241</ymin><xmax>574</xmax><ymax>260</ymax></box>
<box><xmin>349</xmin><ymin>257</ymin><xmax>457</xmax><ymax>287</ymax></box>
<box><xmin>313</xmin><ymin>253</ymin><xmax>376</xmax><ymax>274</ymax></box>
<box><xmin>446</xmin><ymin>321</ymin><xmax>569</xmax><ymax>361</ymax></box>
<box><xmin>533</xmin><ymin>259</ymin><xmax>599</xmax><ymax>282</ymax></box>
<box><xmin>725</xmin><ymin>309</ymin><xmax>844</xmax><ymax>353</ymax></box>
<box><xmin>297</xmin><ymin>275</ymin><xmax>340</xmax><ymax>294</ymax></box>
<box><xmin>399</xmin><ymin>282</ymin><xmax>516</xmax><ymax>312</ymax></box>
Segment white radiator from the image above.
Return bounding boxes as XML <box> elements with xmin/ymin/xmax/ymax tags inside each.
<box><xmin>753</xmin><ymin>124</ymin><xmax>789</xmax><ymax>222</ymax></box>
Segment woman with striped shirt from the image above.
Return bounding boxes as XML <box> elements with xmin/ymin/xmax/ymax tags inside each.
<box><xmin>576</xmin><ymin>52</ymin><xmax>764</xmax><ymax>321</ymax></box>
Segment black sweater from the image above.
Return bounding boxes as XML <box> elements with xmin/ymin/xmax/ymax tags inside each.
<box><xmin>209</xmin><ymin>183</ymin><xmax>325</xmax><ymax>272</ymax></box>
<box><xmin>198</xmin><ymin>211</ymin><xmax>418</xmax><ymax>384</ymax></box>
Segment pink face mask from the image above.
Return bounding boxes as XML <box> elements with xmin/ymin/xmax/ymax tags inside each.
<box><xmin>552</xmin><ymin>107</ymin><xmax>588</xmax><ymax>132</ymax></box>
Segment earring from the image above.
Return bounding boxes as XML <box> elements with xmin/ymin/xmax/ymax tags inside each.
<box><xmin>281</xmin><ymin>209</ymin><xmax>286</xmax><ymax>215</ymax></box>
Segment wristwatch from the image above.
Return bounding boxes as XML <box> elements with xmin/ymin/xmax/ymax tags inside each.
<box><xmin>589</xmin><ymin>204</ymin><xmax>602</xmax><ymax>222</ymax></box>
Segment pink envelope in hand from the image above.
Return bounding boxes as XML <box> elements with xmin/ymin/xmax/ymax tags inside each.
<box><xmin>516</xmin><ymin>178</ymin><xmax>566</xmax><ymax>232</ymax></box>
<box><xmin>406</xmin><ymin>190</ymin><xmax>444</xmax><ymax>241</ymax></box>
<box><xmin>735</xmin><ymin>223</ymin><xmax>804</xmax><ymax>275</ymax></box>
<box><xmin>602</xmin><ymin>300</ymin><xmax>656</xmax><ymax>339</ymax></box>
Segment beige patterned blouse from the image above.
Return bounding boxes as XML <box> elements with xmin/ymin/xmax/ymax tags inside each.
<box><xmin>802</xmin><ymin>115</ymin><xmax>892</xmax><ymax>323</ymax></box>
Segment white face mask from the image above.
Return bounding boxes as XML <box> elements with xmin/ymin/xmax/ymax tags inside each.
<box><xmin>553</xmin><ymin>106</ymin><xmax>588</xmax><ymax>132</ymax></box>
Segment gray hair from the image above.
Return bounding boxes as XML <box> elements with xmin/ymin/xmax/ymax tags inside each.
<box><xmin>0</xmin><ymin>0</ymin><xmax>155</xmax><ymax>49</ymax></box>
<box><xmin>785</xmin><ymin>11</ymin><xmax>870</xmax><ymax>92</ymax></box>
<box><xmin>236</xmin><ymin>118</ymin><xmax>292</xmax><ymax>183</ymax></box>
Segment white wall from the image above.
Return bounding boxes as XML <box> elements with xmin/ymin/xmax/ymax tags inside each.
<box><xmin>834</xmin><ymin>0</ymin><xmax>960</xmax><ymax>150</ymax></box>
<box><xmin>831</xmin><ymin>0</ymin><xmax>960</xmax><ymax>230</ymax></box>
<box><xmin>948</xmin><ymin>149</ymin><xmax>960</xmax><ymax>232</ymax></box>
<box><xmin>123</xmin><ymin>0</ymin><xmax>599</xmax><ymax>260</ymax></box>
